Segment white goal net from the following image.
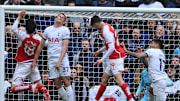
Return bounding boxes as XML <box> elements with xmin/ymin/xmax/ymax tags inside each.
<box><xmin>2</xmin><ymin>6</ymin><xmax>180</xmax><ymax>101</ymax></box>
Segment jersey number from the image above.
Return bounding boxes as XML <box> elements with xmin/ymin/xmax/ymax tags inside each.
<box><xmin>159</xmin><ymin>59</ymin><xmax>165</xmax><ymax>71</ymax></box>
<box><xmin>24</xmin><ymin>41</ymin><xmax>37</xmax><ymax>56</ymax></box>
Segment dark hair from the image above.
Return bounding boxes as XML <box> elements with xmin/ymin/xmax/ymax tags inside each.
<box><xmin>152</xmin><ymin>38</ymin><xmax>164</xmax><ymax>49</ymax></box>
<box><xmin>90</xmin><ymin>15</ymin><xmax>102</xmax><ymax>26</ymax></box>
<box><xmin>25</xmin><ymin>19</ymin><xmax>36</xmax><ymax>34</ymax></box>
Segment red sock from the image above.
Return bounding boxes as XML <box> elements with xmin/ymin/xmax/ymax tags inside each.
<box><xmin>38</xmin><ymin>85</ymin><xmax>48</xmax><ymax>93</ymax></box>
<box><xmin>121</xmin><ymin>83</ymin><xmax>133</xmax><ymax>100</ymax></box>
<box><xmin>12</xmin><ymin>85</ymin><xmax>32</xmax><ymax>93</ymax></box>
<box><xmin>95</xmin><ymin>84</ymin><xmax>106</xmax><ymax>100</ymax></box>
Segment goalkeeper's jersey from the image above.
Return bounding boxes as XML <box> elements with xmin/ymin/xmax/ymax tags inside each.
<box><xmin>43</xmin><ymin>25</ymin><xmax>70</xmax><ymax>59</ymax></box>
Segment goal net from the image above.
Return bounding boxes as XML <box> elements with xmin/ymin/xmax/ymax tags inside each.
<box><xmin>3</xmin><ymin>6</ymin><xmax>180</xmax><ymax>101</ymax></box>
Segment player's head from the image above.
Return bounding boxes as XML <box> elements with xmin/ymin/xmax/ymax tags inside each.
<box><xmin>55</xmin><ymin>13</ymin><xmax>66</xmax><ymax>25</ymax></box>
<box><xmin>25</xmin><ymin>19</ymin><xmax>36</xmax><ymax>34</ymax></box>
<box><xmin>90</xmin><ymin>15</ymin><xmax>103</xmax><ymax>30</ymax></box>
<box><xmin>149</xmin><ymin>38</ymin><xmax>164</xmax><ymax>49</ymax></box>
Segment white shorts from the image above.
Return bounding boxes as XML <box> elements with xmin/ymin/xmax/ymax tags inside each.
<box><xmin>104</xmin><ymin>58</ymin><xmax>124</xmax><ymax>76</ymax></box>
<box><xmin>151</xmin><ymin>79</ymin><xmax>168</xmax><ymax>101</ymax></box>
<box><xmin>48</xmin><ymin>55</ymin><xmax>71</xmax><ymax>79</ymax></box>
<box><xmin>12</xmin><ymin>62</ymin><xmax>41</xmax><ymax>85</ymax></box>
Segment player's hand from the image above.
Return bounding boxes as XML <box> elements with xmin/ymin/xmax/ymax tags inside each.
<box><xmin>120</xmin><ymin>41</ymin><xmax>127</xmax><ymax>52</ymax></box>
<box><xmin>134</xmin><ymin>93</ymin><xmax>138</xmax><ymax>99</ymax></box>
<box><xmin>31</xmin><ymin>61</ymin><xmax>37</xmax><ymax>70</ymax></box>
<box><xmin>36</xmin><ymin>32</ymin><xmax>43</xmax><ymax>37</ymax></box>
<box><xmin>136</xmin><ymin>47</ymin><xmax>143</xmax><ymax>53</ymax></box>
<box><xmin>94</xmin><ymin>59</ymin><xmax>102</xmax><ymax>67</ymax></box>
<box><xmin>19</xmin><ymin>10</ymin><xmax>26</xmax><ymax>18</ymax></box>
<box><xmin>55</xmin><ymin>63</ymin><xmax>60</xmax><ymax>71</ymax></box>
<box><xmin>93</xmin><ymin>50</ymin><xmax>101</xmax><ymax>57</ymax></box>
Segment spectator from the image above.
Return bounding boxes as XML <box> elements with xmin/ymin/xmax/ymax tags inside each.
<box><xmin>165</xmin><ymin>20</ymin><xmax>176</xmax><ymax>36</ymax></box>
<box><xmin>44</xmin><ymin>0</ymin><xmax>64</xmax><ymax>6</ymax></box>
<box><xmin>145</xmin><ymin>20</ymin><xmax>157</xmax><ymax>36</ymax></box>
<box><xmin>4</xmin><ymin>0</ymin><xmax>26</xmax><ymax>5</ymax></box>
<box><xmin>26</xmin><ymin>0</ymin><xmax>44</xmax><ymax>5</ymax></box>
<box><xmin>137</xmin><ymin>0</ymin><xmax>164</xmax><ymax>16</ymax></box>
<box><xmin>68</xmin><ymin>22</ymin><xmax>86</xmax><ymax>66</ymax></box>
<box><xmin>67</xmin><ymin>0</ymin><xmax>75</xmax><ymax>6</ymax></box>
<box><xmin>92</xmin><ymin>0</ymin><xmax>113</xmax><ymax>7</ymax></box>
<box><xmin>72</xmin><ymin>38</ymin><xmax>97</xmax><ymax>86</ymax></box>
<box><xmin>167</xmin><ymin>55</ymin><xmax>180</xmax><ymax>82</ymax></box>
<box><xmin>118</xmin><ymin>21</ymin><xmax>132</xmax><ymax>42</ymax></box>
<box><xmin>154</xmin><ymin>25</ymin><xmax>167</xmax><ymax>39</ymax></box>
<box><xmin>74</xmin><ymin>0</ymin><xmax>93</xmax><ymax>6</ymax></box>
<box><xmin>71</xmin><ymin>67</ymin><xmax>78</xmax><ymax>81</ymax></box>
<box><xmin>72</xmin><ymin>64</ymin><xmax>89</xmax><ymax>101</ymax></box>
<box><xmin>115</xmin><ymin>0</ymin><xmax>140</xmax><ymax>7</ymax></box>
<box><xmin>125</xmin><ymin>28</ymin><xmax>149</xmax><ymax>72</ymax></box>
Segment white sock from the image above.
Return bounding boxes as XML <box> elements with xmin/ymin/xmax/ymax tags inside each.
<box><xmin>65</xmin><ymin>85</ymin><xmax>74</xmax><ymax>101</ymax></box>
<box><xmin>148</xmin><ymin>92</ymin><xmax>154</xmax><ymax>101</ymax></box>
<box><xmin>129</xmin><ymin>98</ymin><xmax>135</xmax><ymax>101</ymax></box>
<box><xmin>58</xmin><ymin>87</ymin><xmax>67</xmax><ymax>101</ymax></box>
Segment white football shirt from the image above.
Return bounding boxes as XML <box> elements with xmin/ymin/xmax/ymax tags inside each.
<box><xmin>145</xmin><ymin>48</ymin><xmax>168</xmax><ymax>82</ymax></box>
<box><xmin>43</xmin><ymin>25</ymin><xmax>70</xmax><ymax>59</ymax></box>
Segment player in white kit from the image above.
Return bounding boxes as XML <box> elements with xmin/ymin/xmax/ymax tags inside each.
<box><xmin>91</xmin><ymin>15</ymin><xmax>135</xmax><ymax>101</ymax></box>
<box><xmin>122</xmin><ymin>38</ymin><xmax>168</xmax><ymax>101</ymax></box>
<box><xmin>11</xmin><ymin>10</ymin><xmax>50</xmax><ymax>101</ymax></box>
<box><xmin>31</xmin><ymin>13</ymin><xmax>73</xmax><ymax>101</ymax></box>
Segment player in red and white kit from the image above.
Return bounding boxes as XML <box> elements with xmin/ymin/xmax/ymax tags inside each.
<box><xmin>11</xmin><ymin>10</ymin><xmax>50</xmax><ymax>101</ymax></box>
<box><xmin>91</xmin><ymin>15</ymin><xmax>135</xmax><ymax>101</ymax></box>
<box><xmin>31</xmin><ymin>13</ymin><xmax>74</xmax><ymax>101</ymax></box>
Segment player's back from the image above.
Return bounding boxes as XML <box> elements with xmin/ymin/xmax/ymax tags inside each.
<box><xmin>145</xmin><ymin>48</ymin><xmax>168</xmax><ymax>82</ymax></box>
<box><xmin>15</xmin><ymin>32</ymin><xmax>41</xmax><ymax>62</ymax></box>
<box><xmin>100</xmin><ymin>23</ymin><xmax>126</xmax><ymax>59</ymax></box>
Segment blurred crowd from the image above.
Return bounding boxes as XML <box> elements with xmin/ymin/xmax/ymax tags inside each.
<box><xmin>0</xmin><ymin>0</ymin><xmax>180</xmax><ymax>8</ymax></box>
<box><xmin>3</xmin><ymin>0</ymin><xmax>180</xmax><ymax>100</ymax></box>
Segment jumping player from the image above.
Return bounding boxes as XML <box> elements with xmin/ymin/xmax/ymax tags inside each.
<box><xmin>91</xmin><ymin>15</ymin><xmax>135</xmax><ymax>101</ymax></box>
<box><xmin>11</xmin><ymin>10</ymin><xmax>50</xmax><ymax>101</ymax></box>
<box><xmin>122</xmin><ymin>38</ymin><xmax>168</xmax><ymax>101</ymax></box>
<box><xmin>31</xmin><ymin>13</ymin><xmax>74</xmax><ymax>101</ymax></box>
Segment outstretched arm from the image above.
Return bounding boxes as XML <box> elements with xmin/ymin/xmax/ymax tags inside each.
<box><xmin>11</xmin><ymin>10</ymin><xmax>26</xmax><ymax>35</ymax></box>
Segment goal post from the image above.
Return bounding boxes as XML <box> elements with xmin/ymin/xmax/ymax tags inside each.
<box><xmin>1</xmin><ymin>5</ymin><xmax>180</xmax><ymax>101</ymax></box>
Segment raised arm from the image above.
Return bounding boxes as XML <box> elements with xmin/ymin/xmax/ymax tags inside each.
<box><xmin>11</xmin><ymin>10</ymin><xmax>26</xmax><ymax>35</ymax></box>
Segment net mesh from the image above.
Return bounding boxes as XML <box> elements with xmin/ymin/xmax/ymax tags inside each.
<box><xmin>4</xmin><ymin>10</ymin><xmax>180</xmax><ymax>101</ymax></box>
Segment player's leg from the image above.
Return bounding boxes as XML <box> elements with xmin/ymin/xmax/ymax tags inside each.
<box><xmin>112</xmin><ymin>58</ymin><xmax>134</xmax><ymax>101</ymax></box>
<box><xmin>61</xmin><ymin>76</ymin><xmax>73</xmax><ymax>101</ymax></box>
<box><xmin>11</xmin><ymin>63</ymin><xmax>36</xmax><ymax>93</ymax></box>
<box><xmin>114</xmin><ymin>74</ymin><xmax>134</xmax><ymax>101</ymax></box>
<box><xmin>148</xmin><ymin>86</ymin><xmax>154</xmax><ymax>101</ymax></box>
<box><xmin>53</xmin><ymin>77</ymin><xmax>67</xmax><ymax>101</ymax></box>
<box><xmin>95</xmin><ymin>72</ymin><xmax>110</xmax><ymax>101</ymax></box>
<box><xmin>153</xmin><ymin>79</ymin><xmax>167</xmax><ymax>101</ymax></box>
<box><xmin>30</xmin><ymin>66</ymin><xmax>50</xmax><ymax>101</ymax></box>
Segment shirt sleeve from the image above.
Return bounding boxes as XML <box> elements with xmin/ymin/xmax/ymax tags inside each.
<box><xmin>42</xmin><ymin>28</ymin><xmax>48</xmax><ymax>40</ymax></box>
<box><xmin>145</xmin><ymin>49</ymin><xmax>153</xmax><ymax>57</ymax></box>
<box><xmin>136</xmin><ymin>72</ymin><xmax>145</xmax><ymax>95</ymax></box>
<box><xmin>11</xmin><ymin>21</ymin><xmax>26</xmax><ymax>40</ymax></box>
<box><xmin>63</xmin><ymin>27</ymin><xmax>70</xmax><ymax>40</ymax></box>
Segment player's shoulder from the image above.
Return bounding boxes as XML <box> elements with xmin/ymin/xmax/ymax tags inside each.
<box><xmin>33</xmin><ymin>34</ymin><xmax>42</xmax><ymax>41</ymax></box>
<box><xmin>61</xmin><ymin>26</ymin><xmax>70</xmax><ymax>31</ymax></box>
<box><xmin>45</xmin><ymin>26</ymin><xmax>54</xmax><ymax>31</ymax></box>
